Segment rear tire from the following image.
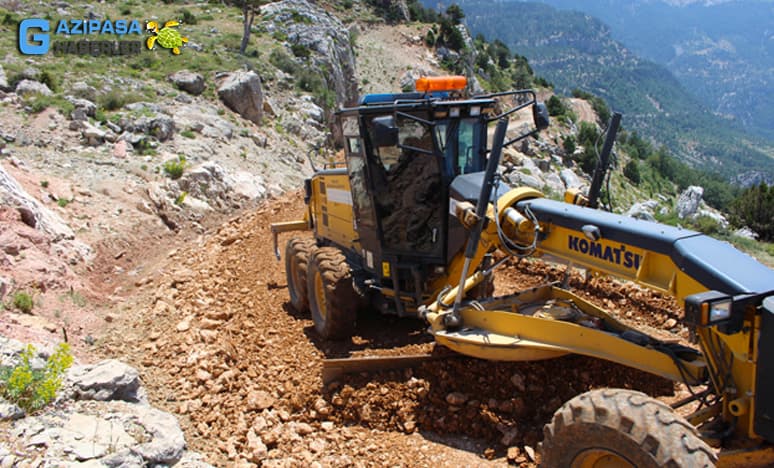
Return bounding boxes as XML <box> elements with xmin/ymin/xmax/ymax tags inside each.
<box><xmin>307</xmin><ymin>247</ymin><xmax>358</xmax><ymax>340</ymax></box>
<box><xmin>285</xmin><ymin>238</ymin><xmax>317</xmax><ymax>313</ymax></box>
<box><xmin>541</xmin><ymin>388</ymin><xmax>716</xmax><ymax>468</ymax></box>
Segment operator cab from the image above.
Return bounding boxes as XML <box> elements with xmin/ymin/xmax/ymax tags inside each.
<box><xmin>337</xmin><ymin>76</ymin><xmax>547</xmax><ymax>312</ymax></box>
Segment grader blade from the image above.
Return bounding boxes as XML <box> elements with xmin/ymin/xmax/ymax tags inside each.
<box><xmin>322</xmin><ymin>353</ymin><xmax>452</xmax><ymax>385</ymax></box>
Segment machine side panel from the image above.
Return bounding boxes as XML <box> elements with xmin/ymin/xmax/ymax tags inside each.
<box><xmin>755</xmin><ymin>297</ymin><xmax>774</xmax><ymax>443</ymax></box>
<box><xmin>519</xmin><ymin>198</ymin><xmax>774</xmax><ymax>295</ymax></box>
<box><xmin>310</xmin><ymin>170</ymin><xmax>356</xmax><ymax>251</ymax></box>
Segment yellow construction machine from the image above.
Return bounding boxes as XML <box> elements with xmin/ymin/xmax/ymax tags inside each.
<box><xmin>271</xmin><ymin>76</ymin><xmax>774</xmax><ymax>467</ymax></box>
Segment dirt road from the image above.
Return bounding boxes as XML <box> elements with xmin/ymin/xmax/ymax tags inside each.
<box><xmin>98</xmin><ymin>193</ymin><xmax>685</xmax><ymax>466</ymax></box>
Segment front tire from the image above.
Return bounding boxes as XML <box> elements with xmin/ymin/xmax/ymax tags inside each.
<box><xmin>541</xmin><ymin>388</ymin><xmax>716</xmax><ymax>468</ymax></box>
<box><xmin>307</xmin><ymin>247</ymin><xmax>358</xmax><ymax>340</ymax></box>
<box><xmin>285</xmin><ymin>238</ymin><xmax>317</xmax><ymax>313</ymax></box>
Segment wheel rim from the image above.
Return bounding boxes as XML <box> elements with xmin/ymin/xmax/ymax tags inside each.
<box><xmin>313</xmin><ymin>270</ymin><xmax>327</xmax><ymax>320</ymax></box>
<box><xmin>571</xmin><ymin>449</ymin><xmax>635</xmax><ymax>468</ymax></box>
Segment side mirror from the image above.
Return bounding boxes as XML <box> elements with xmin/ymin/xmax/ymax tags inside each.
<box><xmin>533</xmin><ymin>102</ymin><xmax>550</xmax><ymax>131</ymax></box>
<box><xmin>372</xmin><ymin>115</ymin><xmax>398</xmax><ymax>147</ymax></box>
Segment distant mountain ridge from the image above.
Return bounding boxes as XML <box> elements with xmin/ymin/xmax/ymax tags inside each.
<box><xmin>534</xmin><ymin>0</ymin><xmax>774</xmax><ymax>141</ymax></box>
<box><xmin>422</xmin><ymin>0</ymin><xmax>774</xmax><ymax>183</ymax></box>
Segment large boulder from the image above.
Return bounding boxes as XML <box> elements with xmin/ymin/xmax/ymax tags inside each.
<box><xmin>216</xmin><ymin>70</ymin><xmax>263</xmax><ymax>124</ymax></box>
<box><xmin>176</xmin><ymin>161</ymin><xmax>266</xmax><ymax>210</ymax></box>
<box><xmin>169</xmin><ymin>70</ymin><xmax>205</xmax><ymax>96</ymax></box>
<box><xmin>677</xmin><ymin>186</ymin><xmax>703</xmax><ymax>219</ymax></box>
<box><xmin>65</xmin><ymin>96</ymin><xmax>96</xmax><ymax>118</ymax></box>
<box><xmin>68</xmin><ymin>81</ymin><xmax>97</xmax><ymax>101</ymax></box>
<box><xmin>68</xmin><ymin>359</ymin><xmax>142</xmax><ymax>402</ymax></box>
<box><xmin>559</xmin><ymin>168</ymin><xmax>583</xmax><ymax>189</ymax></box>
<box><xmin>626</xmin><ymin>201</ymin><xmax>658</xmax><ymax>222</ymax></box>
<box><xmin>150</xmin><ymin>116</ymin><xmax>175</xmax><ymax>142</ymax></box>
<box><xmin>15</xmin><ymin>79</ymin><xmax>52</xmax><ymax>97</ymax></box>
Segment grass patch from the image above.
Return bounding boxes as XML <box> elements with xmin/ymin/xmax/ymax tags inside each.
<box><xmin>180</xmin><ymin>129</ymin><xmax>196</xmax><ymax>139</ymax></box>
<box><xmin>24</xmin><ymin>95</ymin><xmax>74</xmax><ymax>115</ymax></box>
<box><xmin>163</xmin><ymin>155</ymin><xmax>187</xmax><ymax>180</ymax></box>
<box><xmin>98</xmin><ymin>90</ymin><xmax>145</xmax><ymax>111</ymax></box>
<box><xmin>12</xmin><ymin>292</ymin><xmax>33</xmax><ymax>314</ymax></box>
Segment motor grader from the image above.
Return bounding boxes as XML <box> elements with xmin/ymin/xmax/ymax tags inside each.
<box><xmin>270</xmin><ymin>76</ymin><xmax>774</xmax><ymax>467</ymax></box>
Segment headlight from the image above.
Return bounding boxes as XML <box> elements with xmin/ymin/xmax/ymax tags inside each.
<box><xmin>708</xmin><ymin>298</ymin><xmax>732</xmax><ymax>323</ymax></box>
<box><xmin>685</xmin><ymin>291</ymin><xmax>735</xmax><ymax>328</ymax></box>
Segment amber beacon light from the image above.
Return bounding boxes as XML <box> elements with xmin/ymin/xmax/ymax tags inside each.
<box><xmin>415</xmin><ymin>75</ymin><xmax>467</xmax><ymax>93</ymax></box>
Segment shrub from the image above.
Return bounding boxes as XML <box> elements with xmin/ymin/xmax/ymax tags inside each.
<box><xmin>0</xmin><ymin>343</ymin><xmax>73</xmax><ymax>412</ymax></box>
<box><xmin>269</xmin><ymin>49</ymin><xmax>298</xmax><ymax>75</ymax></box>
<box><xmin>57</xmin><ymin>198</ymin><xmax>70</xmax><ymax>208</ymax></box>
<box><xmin>163</xmin><ymin>156</ymin><xmax>186</xmax><ymax>179</ymax></box>
<box><xmin>179</xmin><ymin>8</ymin><xmax>197</xmax><ymax>25</ymax></box>
<box><xmin>546</xmin><ymin>95</ymin><xmax>567</xmax><ymax>117</ymax></box>
<box><xmin>98</xmin><ymin>90</ymin><xmax>142</xmax><ymax>111</ymax></box>
<box><xmin>13</xmin><ymin>292</ymin><xmax>33</xmax><ymax>313</ymax></box>
<box><xmin>562</xmin><ymin>135</ymin><xmax>576</xmax><ymax>155</ymax></box>
<box><xmin>291</xmin><ymin>43</ymin><xmax>310</xmax><ymax>59</ymax></box>
<box><xmin>180</xmin><ymin>129</ymin><xmax>195</xmax><ymax>139</ymax></box>
<box><xmin>623</xmin><ymin>160</ymin><xmax>641</xmax><ymax>185</ymax></box>
<box><xmin>38</xmin><ymin>71</ymin><xmax>57</xmax><ymax>92</ymax></box>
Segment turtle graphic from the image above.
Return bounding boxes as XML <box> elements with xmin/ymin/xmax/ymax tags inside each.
<box><xmin>146</xmin><ymin>20</ymin><xmax>188</xmax><ymax>55</ymax></box>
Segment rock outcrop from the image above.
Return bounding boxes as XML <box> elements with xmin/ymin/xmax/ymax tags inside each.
<box><xmin>216</xmin><ymin>70</ymin><xmax>263</xmax><ymax>124</ymax></box>
<box><xmin>262</xmin><ymin>0</ymin><xmax>358</xmax><ymax>108</ymax></box>
<box><xmin>0</xmin><ymin>163</ymin><xmax>73</xmax><ymax>241</ymax></box>
<box><xmin>169</xmin><ymin>70</ymin><xmax>205</xmax><ymax>96</ymax></box>
<box><xmin>677</xmin><ymin>186</ymin><xmax>703</xmax><ymax>219</ymax></box>
<box><xmin>15</xmin><ymin>80</ymin><xmax>52</xmax><ymax>97</ymax></box>
<box><xmin>0</xmin><ymin>336</ymin><xmax>211</xmax><ymax>467</ymax></box>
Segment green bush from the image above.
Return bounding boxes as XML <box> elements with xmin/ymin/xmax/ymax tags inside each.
<box><xmin>179</xmin><ymin>8</ymin><xmax>197</xmax><ymax>25</ymax></box>
<box><xmin>546</xmin><ymin>95</ymin><xmax>567</xmax><ymax>117</ymax></box>
<box><xmin>291</xmin><ymin>43</ymin><xmax>310</xmax><ymax>59</ymax></box>
<box><xmin>0</xmin><ymin>343</ymin><xmax>73</xmax><ymax>412</ymax></box>
<box><xmin>163</xmin><ymin>156</ymin><xmax>187</xmax><ymax>179</ymax></box>
<box><xmin>98</xmin><ymin>90</ymin><xmax>143</xmax><ymax>111</ymax></box>
<box><xmin>269</xmin><ymin>49</ymin><xmax>298</xmax><ymax>75</ymax></box>
<box><xmin>562</xmin><ymin>135</ymin><xmax>576</xmax><ymax>155</ymax></box>
<box><xmin>38</xmin><ymin>71</ymin><xmax>57</xmax><ymax>92</ymax></box>
<box><xmin>13</xmin><ymin>292</ymin><xmax>33</xmax><ymax>313</ymax></box>
<box><xmin>623</xmin><ymin>160</ymin><xmax>641</xmax><ymax>185</ymax></box>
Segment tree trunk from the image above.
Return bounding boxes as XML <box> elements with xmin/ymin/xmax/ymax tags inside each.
<box><xmin>239</xmin><ymin>6</ymin><xmax>255</xmax><ymax>55</ymax></box>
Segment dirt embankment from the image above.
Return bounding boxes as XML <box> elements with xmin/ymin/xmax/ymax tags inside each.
<box><xmin>97</xmin><ymin>193</ymin><xmax>687</xmax><ymax>466</ymax></box>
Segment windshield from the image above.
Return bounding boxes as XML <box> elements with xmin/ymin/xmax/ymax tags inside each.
<box><xmin>437</xmin><ymin>118</ymin><xmax>483</xmax><ymax>176</ymax></box>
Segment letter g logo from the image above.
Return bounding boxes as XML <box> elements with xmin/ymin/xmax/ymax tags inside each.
<box><xmin>19</xmin><ymin>19</ymin><xmax>50</xmax><ymax>55</ymax></box>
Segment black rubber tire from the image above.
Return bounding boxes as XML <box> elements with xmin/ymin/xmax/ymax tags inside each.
<box><xmin>307</xmin><ymin>247</ymin><xmax>358</xmax><ymax>340</ymax></box>
<box><xmin>541</xmin><ymin>388</ymin><xmax>716</xmax><ymax>468</ymax></box>
<box><xmin>284</xmin><ymin>238</ymin><xmax>317</xmax><ymax>313</ymax></box>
